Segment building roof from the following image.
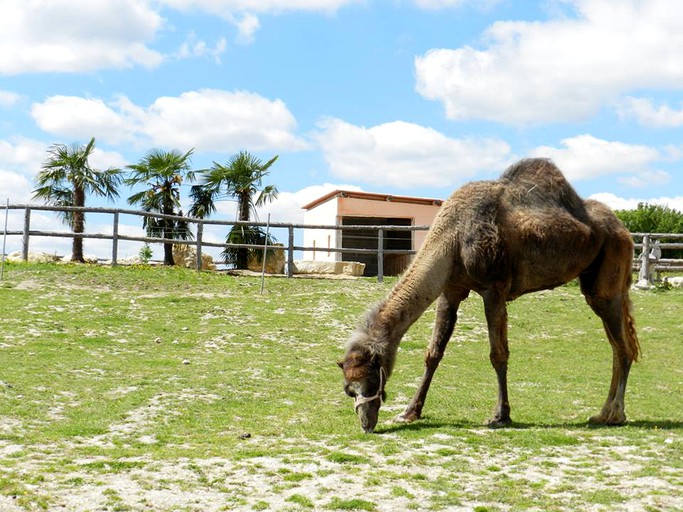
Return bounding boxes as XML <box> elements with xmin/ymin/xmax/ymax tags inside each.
<box><xmin>302</xmin><ymin>190</ymin><xmax>443</xmax><ymax>210</ymax></box>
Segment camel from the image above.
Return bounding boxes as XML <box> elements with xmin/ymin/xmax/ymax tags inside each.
<box><xmin>338</xmin><ymin>158</ymin><xmax>639</xmax><ymax>433</ymax></box>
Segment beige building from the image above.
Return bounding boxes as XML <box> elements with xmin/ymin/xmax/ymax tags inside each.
<box><xmin>301</xmin><ymin>190</ymin><xmax>443</xmax><ymax>276</ymax></box>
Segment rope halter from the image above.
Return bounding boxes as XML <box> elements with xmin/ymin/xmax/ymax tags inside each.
<box><xmin>354</xmin><ymin>366</ymin><xmax>386</xmax><ymax>414</ymax></box>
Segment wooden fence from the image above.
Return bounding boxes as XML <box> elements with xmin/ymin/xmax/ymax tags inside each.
<box><xmin>631</xmin><ymin>232</ymin><xmax>683</xmax><ymax>280</ymax></box>
<box><xmin>3</xmin><ymin>204</ymin><xmax>683</xmax><ymax>282</ymax></box>
<box><xmin>1</xmin><ymin>204</ymin><xmax>429</xmax><ymax>282</ymax></box>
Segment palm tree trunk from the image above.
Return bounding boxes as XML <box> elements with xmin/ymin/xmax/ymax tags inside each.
<box><xmin>162</xmin><ymin>194</ymin><xmax>175</xmax><ymax>266</ymax></box>
<box><xmin>238</xmin><ymin>194</ymin><xmax>250</xmax><ymax>222</ymax></box>
<box><xmin>72</xmin><ymin>185</ymin><xmax>85</xmax><ymax>262</ymax></box>
<box><xmin>163</xmin><ymin>228</ymin><xmax>174</xmax><ymax>265</ymax></box>
<box><xmin>236</xmin><ymin>193</ymin><xmax>251</xmax><ymax>269</ymax></box>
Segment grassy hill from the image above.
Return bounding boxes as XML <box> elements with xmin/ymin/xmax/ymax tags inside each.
<box><xmin>1</xmin><ymin>263</ymin><xmax>681</xmax><ymax>511</ymax></box>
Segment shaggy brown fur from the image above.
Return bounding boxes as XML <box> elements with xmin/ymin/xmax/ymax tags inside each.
<box><xmin>340</xmin><ymin>158</ymin><xmax>639</xmax><ymax>433</ymax></box>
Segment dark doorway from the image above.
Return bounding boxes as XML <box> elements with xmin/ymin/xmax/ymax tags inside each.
<box><xmin>341</xmin><ymin>217</ymin><xmax>412</xmax><ymax>276</ymax></box>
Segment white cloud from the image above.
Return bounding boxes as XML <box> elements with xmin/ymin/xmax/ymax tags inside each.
<box><xmin>530</xmin><ymin>134</ymin><xmax>662</xmax><ymax>183</ymax></box>
<box><xmin>0</xmin><ymin>0</ymin><xmax>163</xmax><ymax>74</ymax></box>
<box><xmin>89</xmin><ymin>148</ymin><xmax>130</xmax><ymax>173</ymax></box>
<box><xmin>0</xmin><ymin>137</ymin><xmax>47</xmax><ymax>202</ymax></box>
<box><xmin>256</xmin><ymin>183</ymin><xmax>363</xmax><ymax>224</ymax></box>
<box><xmin>160</xmin><ymin>0</ymin><xmax>360</xmax><ymax>45</ymax></box>
<box><xmin>32</xmin><ymin>96</ymin><xmax>133</xmax><ymax>144</ymax></box>
<box><xmin>415</xmin><ymin>0</ymin><xmax>683</xmax><ymax>124</ymax></box>
<box><xmin>0</xmin><ymin>170</ymin><xmax>32</xmax><ymax>203</ymax></box>
<box><xmin>144</xmin><ymin>90</ymin><xmax>309</xmax><ymax>151</ymax></box>
<box><xmin>31</xmin><ymin>90</ymin><xmax>309</xmax><ymax>153</ymax></box>
<box><xmin>0</xmin><ymin>137</ymin><xmax>47</xmax><ymax>172</ymax></box>
<box><xmin>231</xmin><ymin>13</ymin><xmax>261</xmax><ymax>44</ymax></box>
<box><xmin>0</xmin><ymin>0</ymin><xmax>365</xmax><ymax>74</ymax></box>
<box><xmin>619</xmin><ymin>97</ymin><xmax>683</xmax><ymax>128</ymax></box>
<box><xmin>618</xmin><ymin>170</ymin><xmax>670</xmax><ymax>189</ymax></box>
<box><xmin>0</xmin><ymin>90</ymin><xmax>22</xmax><ymax>108</ymax></box>
<box><xmin>177</xmin><ymin>33</ymin><xmax>227</xmax><ymax>62</ymax></box>
<box><xmin>590</xmin><ymin>192</ymin><xmax>683</xmax><ymax>213</ymax></box>
<box><xmin>158</xmin><ymin>0</ymin><xmax>359</xmax><ymax>13</ymax></box>
<box><xmin>414</xmin><ymin>0</ymin><xmax>501</xmax><ymax>9</ymax></box>
<box><xmin>315</xmin><ymin>118</ymin><xmax>511</xmax><ymax>189</ymax></box>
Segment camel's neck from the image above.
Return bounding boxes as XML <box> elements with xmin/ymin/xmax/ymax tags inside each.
<box><xmin>366</xmin><ymin>241</ymin><xmax>454</xmax><ymax>373</ymax></box>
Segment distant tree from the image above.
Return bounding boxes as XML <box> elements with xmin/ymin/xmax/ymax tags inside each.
<box><xmin>125</xmin><ymin>149</ymin><xmax>196</xmax><ymax>266</ymax></box>
<box><xmin>616</xmin><ymin>203</ymin><xmax>683</xmax><ymax>234</ymax></box>
<box><xmin>189</xmin><ymin>151</ymin><xmax>278</xmax><ymax>269</ymax></box>
<box><xmin>32</xmin><ymin>137</ymin><xmax>122</xmax><ymax>262</ymax></box>
<box><xmin>616</xmin><ymin>203</ymin><xmax>683</xmax><ymax>258</ymax></box>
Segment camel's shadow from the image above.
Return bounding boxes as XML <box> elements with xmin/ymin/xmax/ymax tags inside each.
<box><xmin>377</xmin><ymin>418</ymin><xmax>683</xmax><ymax>434</ymax></box>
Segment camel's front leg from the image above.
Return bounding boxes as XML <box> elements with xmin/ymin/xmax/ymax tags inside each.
<box><xmin>396</xmin><ymin>291</ymin><xmax>466</xmax><ymax>423</ymax></box>
<box><xmin>483</xmin><ymin>289</ymin><xmax>511</xmax><ymax>427</ymax></box>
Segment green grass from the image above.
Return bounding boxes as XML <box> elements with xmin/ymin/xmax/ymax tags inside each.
<box><xmin>0</xmin><ymin>262</ymin><xmax>682</xmax><ymax>511</ymax></box>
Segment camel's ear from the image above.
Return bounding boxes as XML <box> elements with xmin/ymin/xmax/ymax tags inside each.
<box><xmin>337</xmin><ymin>360</ymin><xmax>344</xmax><ymax>370</ymax></box>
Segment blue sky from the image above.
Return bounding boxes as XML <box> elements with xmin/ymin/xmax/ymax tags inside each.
<box><xmin>2</xmin><ymin>0</ymin><xmax>683</xmax><ymax>258</ymax></box>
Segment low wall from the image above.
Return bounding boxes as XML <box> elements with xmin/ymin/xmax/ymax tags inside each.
<box><xmin>292</xmin><ymin>260</ymin><xmax>365</xmax><ymax>277</ymax></box>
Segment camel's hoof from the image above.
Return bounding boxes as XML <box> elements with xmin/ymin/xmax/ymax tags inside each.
<box><xmin>588</xmin><ymin>414</ymin><xmax>606</xmax><ymax>425</ymax></box>
<box><xmin>394</xmin><ymin>411</ymin><xmax>419</xmax><ymax>424</ymax></box>
<box><xmin>588</xmin><ymin>413</ymin><xmax>626</xmax><ymax>426</ymax></box>
<box><xmin>486</xmin><ymin>417</ymin><xmax>512</xmax><ymax>429</ymax></box>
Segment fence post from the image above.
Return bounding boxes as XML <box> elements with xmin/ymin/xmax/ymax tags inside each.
<box><xmin>377</xmin><ymin>228</ymin><xmax>384</xmax><ymax>283</ymax></box>
<box><xmin>112</xmin><ymin>211</ymin><xmax>119</xmax><ymax>266</ymax></box>
<box><xmin>634</xmin><ymin>234</ymin><xmax>653</xmax><ymax>289</ymax></box>
<box><xmin>22</xmin><ymin>207</ymin><xmax>31</xmax><ymax>261</ymax></box>
<box><xmin>196</xmin><ymin>222</ymin><xmax>203</xmax><ymax>272</ymax></box>
<box><xmin>260</xmin><ymin>213</ymin><xmax>271</xmax><ymax>294</ymax></box>
<box><xmin>640</xmin><ymin>234</ymin><xmax>651</xmax><ymax>283</ymax></box>
<box><xmin>1</xmin><ymin>199</ymin><xmax>8</xmax><ymax>280</ymax></box>
<box><xmin>287</xmin><ymin>225</ymin><xmax>294</xmax><ymax>278</ymax></box>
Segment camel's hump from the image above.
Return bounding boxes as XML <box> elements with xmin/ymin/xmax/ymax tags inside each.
<box><xmin>501</xmin><ymin>158</ymin><xmax>567</xmax><ymax>185</ymax></box>
<box><xmin>499</xmin><ymin>158</ymin><xmax>585</xmax><ymax>214</ymax></box>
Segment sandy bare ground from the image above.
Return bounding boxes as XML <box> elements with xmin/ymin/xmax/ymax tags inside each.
<box><xmin>1</xmin><ymin>412</ymin><xmax>681</xmax><ymax>511</ymax></box>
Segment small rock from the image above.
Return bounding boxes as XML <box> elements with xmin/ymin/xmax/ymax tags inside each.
<box><xmin>238</xmin><ymin>433</ymin><xmax>251</xmax><ymax>440</ymax></box>
<box><xmin>182</xmin><ymin>359</ymin><xmax>190</xmax><ymax>365</ymax></box>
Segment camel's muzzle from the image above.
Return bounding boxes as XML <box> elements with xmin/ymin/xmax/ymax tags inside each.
<box><xmin>353</xmin><ymin>367</ymin><xmax>386</xmax><ymax>433</ymax></box>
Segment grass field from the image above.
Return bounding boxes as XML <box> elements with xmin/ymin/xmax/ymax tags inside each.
<box><xmin>0</xmin><ymin>263</ymin><xmax>681</xmax><ymax>511</ymax></box>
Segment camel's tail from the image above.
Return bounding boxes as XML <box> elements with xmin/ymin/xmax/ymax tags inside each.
<box><xmin>623</xmin><ymin>294</ymin><xmax>641</xmax><ymax>363</ymax></box>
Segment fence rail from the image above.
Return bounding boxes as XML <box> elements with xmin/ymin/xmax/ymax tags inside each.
<box><xmin>2</xmin><ymin>204</ymin><xmax>432</xmax><ymax>282</ymax></box>
<box><xmin>3</xmin><ymin>204</ymin><xmax>683</xmax><ymax>282</ymax></box>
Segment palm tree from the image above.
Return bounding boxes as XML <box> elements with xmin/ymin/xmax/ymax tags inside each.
<box><xmin>32</xmin><ymin>137</ymin><xmax>121</xmax><ymax>263</ymax></box>
<box><xmin>189</xmin><ymin>151</ymin><xmax>278</xmax><ymax>269</ymax></box>
<box><xmin>125</xmin><ymin>149</ymin><xmax>196</xmax><ymax>265</ymax></box>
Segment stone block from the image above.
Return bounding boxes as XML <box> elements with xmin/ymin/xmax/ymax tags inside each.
<box><xmin>248</xmin><ymin>245</ymin><xmax>285</xmax><ymax>274</ymax></box>
<box><xmin>292</xmin><ymin>260</ymin><xmax>365</xmax><ymax>276</ymax></box>
<box><xmin>292</xmin><ymin>260</ymin><xmax>345</xmax><ymax>274</ymax></box>
<box><xmin>172</xmin><ymin>244</ymin><xmax>216</xmax><ymax>270</ymax></box>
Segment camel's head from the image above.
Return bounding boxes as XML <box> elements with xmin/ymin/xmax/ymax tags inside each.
<box><xmin>338</xmin><ymin>348</ymin><xmax>386</xmax><ymax>433</ymax></box>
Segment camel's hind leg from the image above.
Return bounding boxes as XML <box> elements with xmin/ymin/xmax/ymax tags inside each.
<box><xmin>396</xmin><ymin>288</ymin><xmax>469</xmax><ymax>424</ymax></box>
<box><xmin>580</xmin><ymin>258</ymin><xmax>640</xmax><ymax>426</ymax></box>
